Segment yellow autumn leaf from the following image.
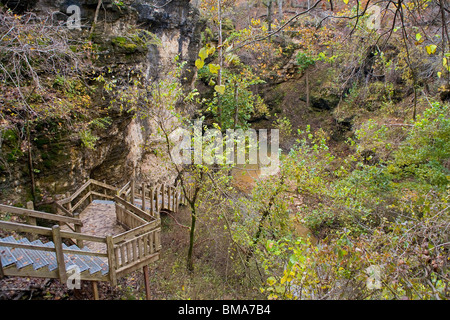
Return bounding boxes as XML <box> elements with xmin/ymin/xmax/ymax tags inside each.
<box><xmin>343</xmin><ymin>0</ymin><xmax>349</xmax><ymax>4</ymax></box>
<box><xmin>426</xmin><ymin>44</ymin><xmax>437</xmax><ymax>55</ymax></box>
<box><xmin>267</xmin><ymin>276</ymin><xmax>276</xmax><ymax>286</ymax></box>
<box><xmin>198</xmin><ymin>47</ymin><xmax>208</xmax><ymax>61</ymax></box>
<box><xmin>206</xmin><ymin>46</ymin><xmax>216</xmax><ymax>56</ymax></box>
<box><xmin>214</xmin><ymin>85</ymin><xmax>226</xmax><ymax>95</ymax></box>
<box><xmin>195</xmin><ymin>58</ymin><xmax>204</xmax><ymax>69</ymax></box>
<box><xmin>208</xmin><ymin>63</ymin><xmax>221</xmax><ymax>74</ymax></box>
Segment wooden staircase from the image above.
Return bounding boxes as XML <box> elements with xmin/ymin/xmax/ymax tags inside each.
<box><xmin>0</xmin><ymin>236</ymin><xmax>109</xmax><ymax>280</ymax></box>
<box><xmin>0</xmin><ymin>178</ymin><xmax>189</xmax><ymax>299</ymax></box>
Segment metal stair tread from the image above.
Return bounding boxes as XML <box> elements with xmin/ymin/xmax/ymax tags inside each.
<box><xmin>42</xmin><ymin>241</ymin><xmax>58</xmax><ymax>271</ymax></box>
<box><xmin>1</xmin><ymin>236</ymin><xmax>34</xmax><ymax>269</ymax></box>
<box><xmin>18</xmin><ymin>238</ymin><xmax>50</xmax><ymax>270</ymax></box>
<box><xmin>73</xmin><ymin>246</ymin><xmax>104</xmax><ymax>275</ymax></box>
<box><xmin>0</xmin><ymin>236</ymin><xmax>18</xmax><ymax>267</ymax></box>
<box><xmin>30</xmin><ymin>239</ymin><xmax>54</xmax><ymax>271</ymax></box>
<box><xmin>83</xmin><ymin>247</ymin><xmax>108</xmax><ymax>275</ymax></box>
<box><xmin>58</xmin><ymin>243</ymin><xmax>76</xmax><ymax>270</ymax></box>
<box><xmin>65</xmin><ymin>245</ymin><xmax>95</xmax><ymax>273</ymax></box>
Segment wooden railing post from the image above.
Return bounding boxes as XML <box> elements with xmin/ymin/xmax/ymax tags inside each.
<box><xmin>168</xmin><ymin>186</ymin><xmax>172</xmax><ymax>211</ymax></box>
<box><xmin>161</xmin><ymin>184</ymin><xmax>165</xmax><ymax>211</ymax></box>
<box><xmin>88</xmin><ymin>180</ymin><xmax>93</xmax><ymax>204</ymax></box>
<box><xmin>154</xmin><ymin>186</ymin><xmax>159</xmax><ymax>213</ymax></box>
<box><xmin>0</xmin><ymin>258</ymin><xmax>4</xmax><ymax>279</ymax></box>
<box><xmin>66</xmin><ymin>192</ymin><xmax>72</xmax><ymax>213</ymax></box>
<box><xmin>92</xmin><ymin>281</ymin><xmax>99</xmax><ymax>300</ymax></box>
<box><xmin>143</xmin><ymin>265</ymin><xmax>151</xmax><ymax>300</ymax></box>
<box><xmin>106</xmin><ymin>235</ymin><xmax>117</xmax><ymax>286</ymax></box>
<box><xmin>73</xmin><ymin>213</ymin><xmax>83</xmax><ymax>248</ymax></box>
<box><xmin>103</xmin><ymin>180</ymin><xmax>108</xmax><ymax>197</ymax></box>
<box><xmin>26</xmin><ymin>201</ymin><xmax>37</xmax><ymax>241</ymax></box>
<box><xmin>141</xmin><ymin>183</ymin><xmax>146</xmax><ymax>212</ymax></box>
<box><xmin>130</xmin><ymin>179</ymin><xmax>135</xmax><ymax>205</ymax></box>
<box><xmin>52</xmin><ymin>225</ymin><xmax>67</xmax><ymax>283</ymax></box>
<box><xmin>150</xmin><ymin>186</ymin><xmax>154</xmax><ymax>217</ymax></box>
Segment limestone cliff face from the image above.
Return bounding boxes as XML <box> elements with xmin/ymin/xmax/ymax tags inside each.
<box><xmin>0</xmin><ymin>0</ymin><xmax>204</xmax><ymax>205</ymax></box>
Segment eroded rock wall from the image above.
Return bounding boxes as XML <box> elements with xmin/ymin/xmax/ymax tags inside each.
<box><xmin>0</xmin><ymin>0</ymin><xmax>204</xmax><ymax>206</ymax></box>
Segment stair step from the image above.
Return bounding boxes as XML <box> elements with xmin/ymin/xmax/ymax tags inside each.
<box><xmin>82</xmin><ymin>246</ymin><xmax>108</xmax><ymax>275</ymax></box>
<box><xmin>31</xmin><ymin>240</ymin><xmax>54</xmax><ymax>271</ymax></box>
<box><xmin>78</xmin><ymin>254</ymin><xmax>103</xmax><ymax>274</ymax></box>
<box><xmin>1</xmin><ymin>236</ymin><xmax>34</xmax><ymax>269</ymax></box>
<box><xmin>0</xmin><ymin>237</ymin><xmax>18</xmax><ymax>267</ymax></box>
<box><xmin>42</xmin><ymin>242</ymin><xmax>58</xmax><ymax>271</ymax></box>
<box><xmin>64</xmin><ymin>245</ymin><xmax>91</xmax><ymax>273</ymax></box>
<box><xmin>60</xmin><ymin>244</ymin><xmax>77</xmax><ymax>271</ymax></box>
<box><xmin>97</xmin><ymin>259</ymin><xmax>109</xmax><ymax>275</ymax></box>
<box><xmin>18</xmin><ymin>238</ymin><xmax>50</xmax><ymax>270</ymax></box>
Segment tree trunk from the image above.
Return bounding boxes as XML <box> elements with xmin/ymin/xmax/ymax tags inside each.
<box><xmin>438</xmin><ymin>0</ymin><xmax>450</xmax><ymax>85</ymax></box>
<box><xmin>278</xmin><ymin>0</ymin><xmax>283</xmax><ymax>20</ymax></box>
<box><xmin>187</xmin><ymin>206</ymin><xmax>197</xmax><ymax>271</ymax></box>
<box><xmin>90</xmin><ymin>0</ymin><xmax>103</xmax><ymax>37</ymax></box>
<box><xmin>267</xmin><ymin>0</ymin><xmax>273</xmax><ymax>35</ymax></box>
<box><xmin>306</xmin><ymin>71</ymin><xmax>310</xmax><ymax>109</ymax></box>
<box><xmin>217</xmin><ymin>0</ymin><xmax>223</xmax><ymax>127</ymax></box>
<box><xmin>233</xmin><ymin>82</ymin><xmax>239</xmax><ymax>129</ymax></box>
<box><xmin>246</xmin><ymin>209</ymin><xmax>270</xmax><ymax>264</ymax></box>
<box><xmin>26</xmin><ymin>120</ymin><xmax>36</xmax><ymax>205</ymax></box>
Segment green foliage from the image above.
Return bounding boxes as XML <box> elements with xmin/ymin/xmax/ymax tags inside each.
<box><xmin>273</xmin><ymin>115</ymin><xmax>292</xmax><ymax>140</ymax></box>
<box><xmin>392</xmin><ymin>101</ymin><xmax>450</xmax><ymax>186</ymax></box>
<box><xmin>111</xmin><ymin>29</ymin><xmax>161</xmax><ymax>54</ymax></box>
<box><xmin>295</xmin><ymin>51</ymin><xmax>315</xmax><ymax>73</ymax></box>
<box><xmin>205</xmin><ymin>71</ymin><xmax>267</xmax><ymax>129</ymax></box>
<box><xmin>198</xmin><ymin>62</ymin><xmax>268</xmax><ymax>129</ymax></box>
<box><xmin>79</xmin><ymin>129</ymin><xmax>99</xmax><ymax>150</ymax></box>
<box><xmin>260</xmin><ymin>232</ymin><xmax>369</xmax><ymax>299</ymax></box>
<box><xmin>1</xmin><ymin>128</ymin><xmax>23</xmax><ymax>163</ymax></box>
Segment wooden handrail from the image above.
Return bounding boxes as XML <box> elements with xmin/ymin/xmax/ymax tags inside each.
<box><xmin>0</xmin><ymin>220</ymin><xmax>53</xmax><ymax>236</ymax></box>
<box><xmin>0</xmin><ymin>240</ymin><xmax>108</xmax><ymax>257</ymax></box>
<box><xmin>113</xmin><ymin>220</ymin><xmax>160</xmax><ymax>244</ymax></box>
<box><xmin>0</xmin><ymin>204</ymin><xmax>83</xmax><ymax>226</ymax></box>
<box><xmin>60</xmin><ymin>229</ymin><xmax>107</xmax><ymax>244</ymax></box>
<box><xmin>113</xmin><ymin>227</ymin><xmax>161</xmax><ymax>277</ymax></box>
<box><xmin>57</xmin><ymin>179</ymin><xmax>119</xmax><ymax>216</ymax></box>
<box><xmin>114</xmin><ymin>196</ymin><xmax>157</xmax><ymax>223</ymax></box>
<box><xmin>71</xmin><ymin>191</ymin><xmax>92</xmax><ymax>213</ymax></box>
<box><xmin>57</xmin><ymin>179</ymin><xmax>92</xmax><ymax>205</ymax></box>
<box><xmin>67</xmin><ymin>179</ymin><xmax>92</xmax><ymax>203</ymax></box>
<box><xmin>90</xmin><ymin>179</ymin><xmax>118</xmax><ymax>192</ymax></box>
<box><xmin>116</xmin><ymin>205</ymin><xmax>147</xmax><ymax>230</ymax></box>
<box><xmin>0</xmin><ymin>220</ymin><xmax>107</xmax><ymax>244</ymax></box>
<box><xmin>106</xmin><ymin>236</ymin><xmax>117</xmax><ymax>285</ymax></box>
<box><xmin>90</xmin><ymin>191</ymin><xmax>114</xmax><ymax>200</ymax></box>
<box><xmin>118</xmin><ymin>181</ymin><xmax>131</xmax><ymax>196</ymax></box>
<box><xmin>53</xmin><ymin>201</ymin><xmax>73</xmax><ymax>217</ymax></box>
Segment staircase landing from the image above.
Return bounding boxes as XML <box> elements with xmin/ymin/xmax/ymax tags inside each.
<box><xmin>66</xmin><ymin>200</ymin><xmax>125</xmax><ymax>253</ymax></box>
